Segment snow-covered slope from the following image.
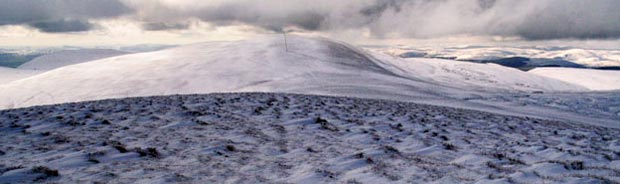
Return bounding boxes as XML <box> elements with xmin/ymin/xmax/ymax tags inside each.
<box><xmin>1</xmin><ymin>93</ymin><xmax>619</xmax><ymax>183</ymax></box>
<box><xmin>0</xmin><ymin>36</ymin><xmax>585</xmax><ymax>109</ymax></box>
<box><xmin>528</xmin><ymin>68</ymin><xmax>620</xmax><ymax>91</ymax></box>
<box><xmin>372</xmin><ymin>55</ymin><xmax>583</xmax><ymax>92</ymax></box>
<box><xmin>17</xmin><ymin>49</ymin><xmax>128</xmax><ymax>71</ymax></box>
<box><xmin>2</xmin><ymin>36</ymin><xmax>619</xmax><ymax>127</ymax></box>
<box><xmin>0</xmin><ymin>67</ymin><xmax>41</xmax><ymax>85</ymax></box>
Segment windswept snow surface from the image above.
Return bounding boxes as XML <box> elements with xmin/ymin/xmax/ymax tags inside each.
<box><xmin>17</xmin><ymin>49</ymin><xmax>129</xmax><ymax>71</ymax></box>
<box><xmin>0</xmin><ymin>36</ymin><xmax>617</xmax><ymax>127</ymax></box>
<box><xmin>529</xmin><ymin>68</ymin><xmax>620</xmax><ymax>91</ymax></box>
<box><xmin>0</xmin><ymin>67</ymin><xmax>41</xmax><ymax>85</ymax></box>
<box><xmin>1</xmin><ymin>93</ymin><xmax>619</xmax><ymax>183</ymax></box>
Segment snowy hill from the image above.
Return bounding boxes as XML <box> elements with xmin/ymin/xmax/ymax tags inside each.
<box><xmin>0</xmin><ymin>67</ymin><xmax>41</xmax><ymax>85</ymax></box>
<box><xmin>529</xmin><ymin>68</ymin><xmax>620</xmax><ymax>91</ymax></box>
<box><xmin>1</xmin><ymin>36</ymin><xmax>619</xmax><ymax>127</ymax></box>
<box><xmin>17</xmin><ymin>49</ymin><xmax>129</xmax><ymax>71</ymax></box>
<box><xmin>1</xmin><ymin>93</ymin><xmax>619</xmax><ymax>183</ymax></box>
<box><xmin>0</xmin><ymin>36</ymin><xmax>585</xmax><ymax>109</ymax></box>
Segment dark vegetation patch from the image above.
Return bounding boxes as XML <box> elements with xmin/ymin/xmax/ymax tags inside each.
<box><xmin>135</xmin><ymin>147</ymin><xmax>159</xmax><ymax>158</ymax></box>
<box><xmin>32</xmin><ymin>166</ymin><xmax>60</xmax><ymax>181</ymax></box>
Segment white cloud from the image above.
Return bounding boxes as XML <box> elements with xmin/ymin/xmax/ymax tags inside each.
<box><xmin>119</xmin><ymin>0</ymin><xmax>620</xmax><ymax>40</ymax></box>
<box><xmin>1</xmin><ymin>0</ymin><xmax>620</xmax><ymax>47</ymax></box>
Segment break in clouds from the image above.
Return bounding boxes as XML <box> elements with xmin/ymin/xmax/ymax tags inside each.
<box><xmin>1</xmin><ymin>0</ymin><xmax>620</xmax><ymax>40</ymax></box>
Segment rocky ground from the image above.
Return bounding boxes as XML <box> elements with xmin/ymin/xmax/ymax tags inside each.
<box><xmin>1</xmin><ymin>93</ymin><xmax>619</xmax><ymax>183</ymax></box>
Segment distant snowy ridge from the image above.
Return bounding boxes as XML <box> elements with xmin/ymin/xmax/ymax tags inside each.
<box><xmin>0</xmin><ymin>67</ymin><xmax>41</xmax><ymax>85</ymax></box>
<box><xmin>389</xmin><ymin>46</ymin><xmax>620</xmax><ymax>68</ymax></box>
<box><xmin>529</xmin><ymin>68</ymin><xmax>620</xmax><ymax>91</ymax></box>
<box><xmin>18</xmin><ymin>49</ymin><xmax>129</xmax><ymax>71</ymax></box>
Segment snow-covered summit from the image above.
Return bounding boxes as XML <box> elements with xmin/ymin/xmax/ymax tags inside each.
<box><xmin>0</xmin><ymin>36</ymin><xmax>588</xmax><ymax>110</ymax></box>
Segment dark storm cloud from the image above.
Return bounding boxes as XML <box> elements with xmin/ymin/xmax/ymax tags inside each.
<box><xmin>142</xmin><ymin>22</ymin><xmax>190</xmax><ymax>31</ymax></box>
<box><xmin>360</xmin><ymin>0</ymin><xmax>407</xmax><ymax>17</ymax></box>
<box><xmin>28</xmin><ymin>19</ymin><xmax>93</xmax><ymax>33</ymax></box>
<box><xmin>256</xmin><ymin>11</ymin><xmax>326</xmax><ymax>32</ymax></box>
<box><xmin>0</xmin><ymin>0</ymin><xmax>132</xmax><ymax>32</ymax></box>
<box><xmin>184</xmin><ymin>2</ymin><xmax>328</xmax><ymax>32</ymax></box>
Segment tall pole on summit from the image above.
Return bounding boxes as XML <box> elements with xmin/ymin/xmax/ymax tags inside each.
<box><xmin>283</xmin><ymin>31</ymin><xmax>288</xmax><ymax>52</ymax></box>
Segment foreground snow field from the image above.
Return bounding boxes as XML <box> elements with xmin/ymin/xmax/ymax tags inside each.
<box><xmin>1</xmin><ymin>93</ymin><xmax>619</xmax><ymax>183</ymax></box>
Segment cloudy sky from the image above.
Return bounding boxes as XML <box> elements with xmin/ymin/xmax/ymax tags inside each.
<box><xmin>1</xmin><ymin>0</ymin><xmax>619</xmax><ymax>47</ymax></box>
